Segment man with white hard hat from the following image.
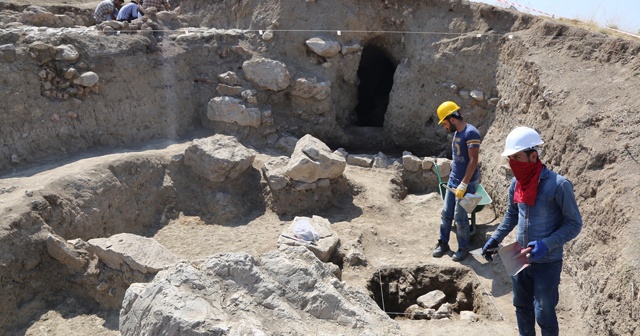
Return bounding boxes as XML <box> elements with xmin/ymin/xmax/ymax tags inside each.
<box><xmin>432</xmin><ymin>101</ymin><xmax>481</xmax><ymax>262</ymax></box>
<box><xmin>482</xmin><ymin>126</ymin><xmax>582</xmax><ymax>336</ymax></box>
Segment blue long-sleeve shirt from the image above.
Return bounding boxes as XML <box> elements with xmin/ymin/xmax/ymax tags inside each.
<box><xmin>116</xmin><ymin>2</ymin><xmax>141</xmax><ymax>21</ymax></box>
<box><xmin>491</xmin><ymin>166</ymin><xmax>583</xmax><ymax>263</ymax></box>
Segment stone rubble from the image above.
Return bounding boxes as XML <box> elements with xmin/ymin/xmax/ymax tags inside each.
<box><xmin>120</xmin><ymin>246</ymin><xmax>402</xmax><ymax>336</ymax></box>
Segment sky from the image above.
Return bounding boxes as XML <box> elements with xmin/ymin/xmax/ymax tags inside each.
<box><xmin>473</xmin><ymin>0</ymin><xmax>640</xmax><ymax>34</ymax></box>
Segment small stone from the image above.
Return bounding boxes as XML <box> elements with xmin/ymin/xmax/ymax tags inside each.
<box><xmin>470</xmin><ymin>90</ymin><xmax>485</xmax><ymax>101</ymax></box>
<box><xmin>417</xmin><ymin>290</ymin><xmax>446</xmax><ymax>309</ymax></box>
<box><xmin>73</xmin><ymin>72</ymin><xmax>99</xmax><ymax>87</ymax></box>
<box><xmin>218</xmin><ymin>71</ymin><xmax>239</xmax><ymax>85</ymax></box>
<box><xmin>460</xmin><ymin>310</ymin><xmax>478</xmax><ymax>322</ymax></box>
<box><xmin>262</xmin><ymin>30</ymin><xmax>274</xmax><ymax>40</ymax></box>
<box><xmin>64</xmin><ymin>68</ymin><xmax>77</xmax><ymax>79</ymax></box>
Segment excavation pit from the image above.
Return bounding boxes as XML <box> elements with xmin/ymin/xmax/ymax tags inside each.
<box><xmin>367</xmin><ymin>265</ymin><xmax>501</xmax><ymax>321</ymax></box>
<box><xmin>1</xmin><ymin>0</ymin><xmax>638</xmax><ymax>333</ymax></box>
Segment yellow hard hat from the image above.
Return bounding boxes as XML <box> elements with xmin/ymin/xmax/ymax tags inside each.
<box><xmin>436</xmin><ymin>101</ymin><xmax>460</xmax><ymax>125</ymax></box>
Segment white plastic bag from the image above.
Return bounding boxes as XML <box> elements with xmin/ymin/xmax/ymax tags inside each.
<box><xmin>293</xmin><ymin>218</ymin><xmax>319</xmax><ymax>242</ymax></box>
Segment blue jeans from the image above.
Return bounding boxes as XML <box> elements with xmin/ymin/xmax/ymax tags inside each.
<box><xmin>512</xmin><ymin>260</ymin><xmax>562</xmax><ymax>336</ymax></box>
<box><xmin>439</xmin><ymin>180</ymin><xmax>477</xmax><ymax>250</ymax></box>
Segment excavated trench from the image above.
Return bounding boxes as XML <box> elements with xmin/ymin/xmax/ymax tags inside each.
<box><xmin>2</xmin><ymin>146</ymin><xmax>446</xmax><ymax>333</ymax></box>
<box><xmin>367</xmin><ymin>265</ymin><xmax>501</xmax><ymax>321</ymax></box>
<box><xmin>0</xmin><ymin>10</ymin><xmax>563</xmax><ymax>335</ymax></box>
<box><xmin>2</xmin><ymin>0</ymin><xmax>639</xmax><ymax>334</ymax></box>
<box><xmin>2</xmin><ymin>152</ymin><xmax>268</xmax><ymax>332</ymax></box>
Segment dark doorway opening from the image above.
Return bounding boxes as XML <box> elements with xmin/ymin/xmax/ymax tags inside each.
<box><xmin>354</xmin><ymin>46</ymin><xmax>397</xmax><ymax>127</ymax></box>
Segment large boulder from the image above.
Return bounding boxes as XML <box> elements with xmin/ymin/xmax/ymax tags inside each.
<box><xmin>305</xmin><ymin>37</ymin><xmax>341</xmax><ymax>57</ymax></box>
<box><xmin>402</xmin><ymin>151</ymin><xmax>422</xmax><ymax>172</ymax></box>
<box><xmin>119</xmin><ymin>247</ymin><xmax>401</xmax><ymax>335</ymax></box>
<box><xmin>207</xmin><ymin>96</ymin><xmax>262</xmax><ymax>128</ymax></box>
<box><xmin>19</xmin><ymin>6</ymin><xmax>59</xmax><ymax>27</ymax></box>
<box><xmin>286</xmin><ymin>134</ymin><xmax>346</xmax><ymax>183</ymax></box>
<box><xmin>87</xmin><ymin>233</ymin><xmax>180</xmax><ymax>273</ymax></box>
<box><xmin>184</xmin><ymin>135</ymin><xmax>257</xmax><ymax>183</ymax></box>
<box><xmin>156</xmin><ymin>11</ymin><xmax>183</xmax><ymax>29</ymax></box>
<box><xmin>261</xmin><ymin>156</ymin><xmax>290</xmax><ymax>190</ymax></box>
<box><xmin>47</xmin><ymin>234</ymin><xmax>89</xmax><ymax>273</ymax></box>
<box><xmin>277</xmin><ymin>216</ymin><xmax>340</xmax><ymax>262</ymax></box>
<box><xmin>417</xmin><ymin>290</ymin><xmax>447</xmax><ymax>309</ymax></box>
<box><xmin>291</xmin><ymin>78</ymin><xmax>332</xmax><ymax>100</ymax></box>
<box><xmin>54</xmin><ymin>44</ymin><xmax>80</xmax><ymax>62</ymax></box>
<box><xmin>242</xmin><ymin>57</ymin><xmax>291</xmax><ymax>91</ymax></box>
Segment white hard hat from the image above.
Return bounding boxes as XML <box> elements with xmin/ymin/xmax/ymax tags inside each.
<box><xmin>501</xmin><ymin>126</ymin><xmax>544</xmax><ymax>157</ymax></box>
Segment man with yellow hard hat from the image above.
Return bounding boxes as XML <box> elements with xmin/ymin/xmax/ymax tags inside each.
<box><xmin>432</xmin><ymin>101</ymin><xmax>481</xmax><ymax>261</ymax></box>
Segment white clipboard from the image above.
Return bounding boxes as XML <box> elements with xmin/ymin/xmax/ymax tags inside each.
<box><xmin>498</xmin><ymin>241</ymin><xmax>530</xmax><ymax>276</ymax></box>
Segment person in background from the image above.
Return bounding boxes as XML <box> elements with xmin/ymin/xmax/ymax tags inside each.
<box><xmin>94</xmin><ymin>0</ymin><xmax>124</xmax><ymax>24</ymax></box>
<box><xmin>142</xmin><ymin>0</ymin><xmax>170</xmax><ymax>12</ymax></box>
<box><xmin>482</xmin><ymin>126</ymin><xmax>583</xmax><ymax>336</ymax></box>
<box><xmin>117</xmin><ymin>0</ymin><xmax>144</xmax><ymax>22</ymax></box>
<box><xmin>432</xmin><ymin>101</ymin><xmax>481</xmax><ymax>262</ymax></box>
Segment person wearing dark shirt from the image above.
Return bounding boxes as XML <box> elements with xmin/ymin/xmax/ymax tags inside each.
<box><xmin>432</xmin><ymin>101</ymin><xmax>481</xmax><ymax>262</ymax></box>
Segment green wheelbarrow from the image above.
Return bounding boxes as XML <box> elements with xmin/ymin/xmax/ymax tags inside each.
<box><xmin>433</xmin><ymin>163</ymin><xmax>492</xmax><ymax>235</ymax></box>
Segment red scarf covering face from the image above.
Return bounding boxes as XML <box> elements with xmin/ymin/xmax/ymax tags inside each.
<box><xmin>509</xmin><ymin>159</ymin><xmax>543</xmax><ymax>206</ymax></box>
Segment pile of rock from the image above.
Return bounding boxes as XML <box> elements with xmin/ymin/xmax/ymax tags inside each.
<box><xmin>401</xmin><ymin>151</ymin><xmax>452</xmax><ymax>194</ymax></box>
<box><xmin>47</xmin><ymin>233</ymin><xmax>180</xmax><ymax>308</ymax></box>
<box><xmin>27</xmin><ymin>42</ymin><xmax>101</xmax><ymax>101</ymax></box>
<box><xmin>17</xmin><ymin>6</ymin><xmax>85</xmax><ymax>28</ymax></box>
<box><xmin>120</xmin><ymin>246</ymin><xmax>402</xmax><ymax>335</ymax></box>
<box><xmin>404</xmin><ymin>289</ymin><xmax>478</xmax><ymax>321</ymax></box>
<box><xmin>261</xmin><ymin>134</ymin><xmax>347</xmax><ymax>215</ymax></box>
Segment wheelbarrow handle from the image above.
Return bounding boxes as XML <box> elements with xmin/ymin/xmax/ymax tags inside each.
<box><xmin>445</xmin><ymin>185</ymin><xmax>457</xmax><ymax>194</ymax></box>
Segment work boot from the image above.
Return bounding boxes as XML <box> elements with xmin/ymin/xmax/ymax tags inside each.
<box><xmin>452</xmin><ymin>248</ymin><xmax>469</xmax><ymax>262</ymax></box>
<box><xmin>432</xmin><ymin>240</ymin><xmax>450</xmax><ymax>258</ymax></box>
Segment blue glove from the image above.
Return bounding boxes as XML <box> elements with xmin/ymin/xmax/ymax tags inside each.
<box><xmin>526</xmin><ymin>241</ymin><xmax>548</xmax><ymax>261</ymax></box>
<box><xmin>481</xmin><ymin>238</ymin><xmax>499</xmax><ymax>261</ymax></box>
